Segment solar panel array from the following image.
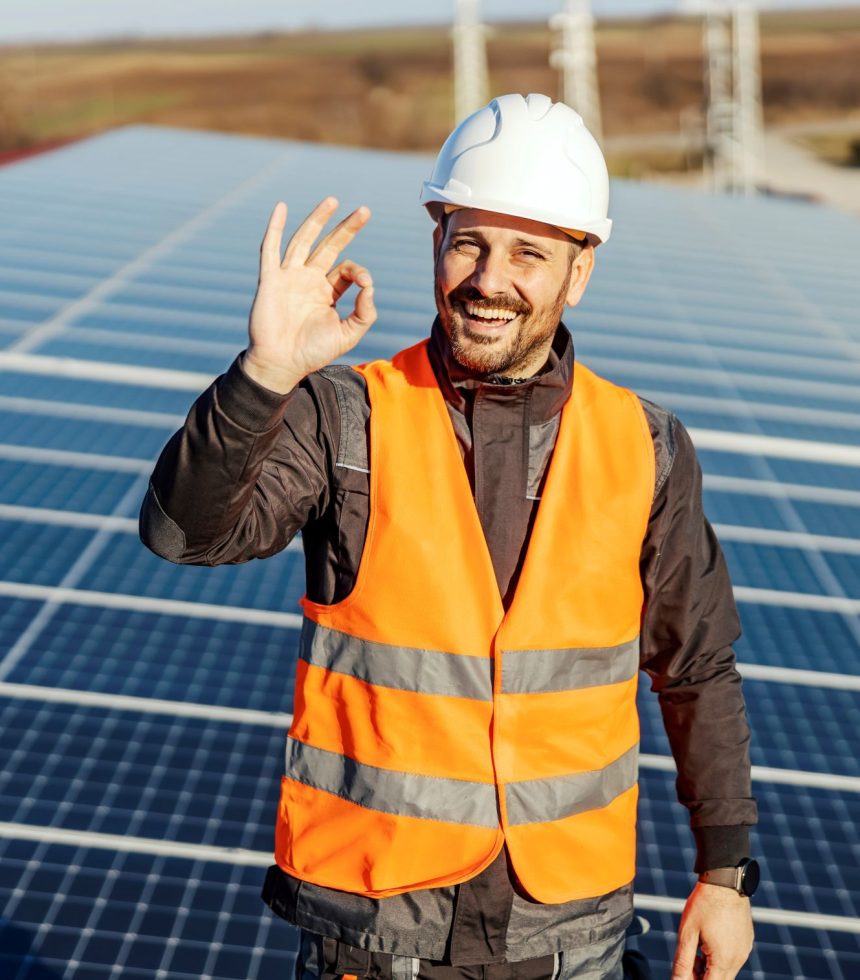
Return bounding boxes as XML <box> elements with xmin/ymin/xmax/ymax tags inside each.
<box><xmin>0</xmin><ymin>124</ymin><xmax>858</xmax><ymax>979</ymax></box>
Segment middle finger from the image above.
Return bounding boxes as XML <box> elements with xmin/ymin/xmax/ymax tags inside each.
<box><xmin>282</xmin><ymin>196</ymin><xmax>340</xmax><ymax>266</ymax></box>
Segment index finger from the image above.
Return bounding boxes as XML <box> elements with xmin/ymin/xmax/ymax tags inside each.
<box><xmin>306</xmin><ymin>205</ymin><xmax>372</xmax><ymax>270</ymax></box>
<box><xmin>260</xmin><ymin>201</ymin><xmax>287</xmax><ymax>275</ymax></box>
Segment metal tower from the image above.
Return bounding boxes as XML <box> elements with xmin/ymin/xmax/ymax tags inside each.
<box><xmin>732</xmin><ymin>1</ymin><xmax>764</xmax><ymax>194</ymax></box>
<box><xmin>682</xmin><ymin>0</ymin><xmax>764</xmax><ymax>194</ymax></box>
<box><xmin>549</xmin><ymin>0</ymin><xmax>603</xmax><ymax>142</ymax></box>
<box><xmin>453</xmin><ymin>0</ymin><xmax>489</xmax><ymax>124</ymax></box>
<box><xmin>703</xmin><ymin>7</ymin><xmax>736</xmax><ymax>191</ymax></box>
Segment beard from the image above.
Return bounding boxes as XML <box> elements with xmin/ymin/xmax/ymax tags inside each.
<box><xmin>434</xmin><ymin>278</ymin><xmax>568</xmax><ymax>378</ymax></box>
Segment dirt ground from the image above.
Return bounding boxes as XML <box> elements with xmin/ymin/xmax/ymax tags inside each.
<box><xmin>1</xmin><ymin>7</ymin><xmax>859</xmax><ymax>174</ymax></box>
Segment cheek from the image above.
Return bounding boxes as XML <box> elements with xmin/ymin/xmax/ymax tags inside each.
<box><xmin>438</xmin><ymin>255</ymin><xmax>473</xmax><ymax>295</ymax></box>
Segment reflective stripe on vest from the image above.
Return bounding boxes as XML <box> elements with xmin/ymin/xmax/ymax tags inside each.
<box><xmin>275</xmin><ymin>339</ymin><xmax>655</xmax><ymax>903</ymax></box>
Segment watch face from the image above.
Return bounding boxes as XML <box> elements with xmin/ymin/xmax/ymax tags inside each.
<box><xmin>740</xmin><ymin>859</ymin><xmax>760</xmax><ymax>897</ymax></box>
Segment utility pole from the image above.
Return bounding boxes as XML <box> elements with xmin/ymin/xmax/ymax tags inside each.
<box><xmin>453</xmin><ymin>0</ymin><xmax>489</xmax><ymax>124</ymax></box>
<box><xmin>732</xmin><ymin>1</ymin><xmax>764</xmax><ymax>194</ymax></box>
<box><xmin>549</xmin><ymin>0</ymin><xmax>603</xmax><ymax>142</ymax></box>
<box><xmin>703</xmin><ymin>7</ymin><xmax>735</xmax><ymax>191</ymax></box>
<box><xmin>682</xmin><ymin>0</ymin><xmax>764</xmax><ymax>194</ymax></box>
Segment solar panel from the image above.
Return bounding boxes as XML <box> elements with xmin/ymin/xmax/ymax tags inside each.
<box><xmin>1</xmin><ymin>124</ymin><xmax>858</xmax><ymax>978</ymax></box>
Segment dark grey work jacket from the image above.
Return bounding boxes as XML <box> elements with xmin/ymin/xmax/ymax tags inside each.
<box><xmin>139</xmin><ymin>319</ymin><xmax>758</xmax><ymax>965</ymax></box>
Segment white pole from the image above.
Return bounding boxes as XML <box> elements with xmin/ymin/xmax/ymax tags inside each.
<box><xmin>703</xmin><ymin>9</ymin><xmax>736</xmax><ymax>191</ymax></box>
<box><xmin>453</xmin><ymin>0</ymin><xmax>489</xmax><ymax>124</ymax></box>
<box><xmin>550</xmin><ymin>0</ymin><xmax>603</xmax><ymax>142</ymax></box>
<box><xmin>733</xmin><ymin>1</ymin><xmax>764</xmax><ymax>195</ymax></box>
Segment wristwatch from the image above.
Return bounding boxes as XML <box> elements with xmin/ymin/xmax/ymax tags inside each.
<box><xmin>698</xmin><ymin>858</ymin><xmax>760</xmax><ymax>897</ymax></box>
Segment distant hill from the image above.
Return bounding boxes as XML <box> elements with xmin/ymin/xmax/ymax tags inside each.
<box><xmin>2</xmin><ymin>8</ymin><xmax>858</xmax><ymax>174</ymax></box>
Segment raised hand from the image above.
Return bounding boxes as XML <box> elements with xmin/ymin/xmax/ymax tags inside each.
<box><xmin>243</xmin><ymin>197</ymin><xmax>377</xmax><ymax>393</ymax></box>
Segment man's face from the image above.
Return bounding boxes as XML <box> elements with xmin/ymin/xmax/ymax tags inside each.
<box><xmin>434</xmin><ymin>208</ymin><xmax>593</xmax><ymax>378</ymax></box>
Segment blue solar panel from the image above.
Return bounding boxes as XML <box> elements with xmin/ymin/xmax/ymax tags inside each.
<box><xmin>637</xmin><ymin>681</ymin><xmax>860</xmax><ymax>778</ymax></box>
<box><xmin>1</xmin><ymin>124</ymin><xmax>858</xmax><ymax>979</ymax></box>
<box><xmin>0</xmin><ymin>839</ymin><xmax>297</xmax><ymax>980</ymax></box>
<box><xmin>0</xmin><ymin>410</ymin><xmax>174</xmax><ymax>457</ymax></box>
<box><xmin>703</xmin><ymin>490</ymin><xmax>860</xmax><ymax>539</ymax></box>
<box><xmin>734</xmin><ymin>604</ymin><xmax>859</xmax><ymax>675</ymax></box>
<box><xmin>0</xmin><ymin>699</ymin><xmax>281</xmax><ymax>849</ymax></box>
<box><xmin>1</xmin><ymin>600</ymin><xmax>299</xmax><ymax>711</ymax></box>
<box><xmin>0</xmin><ymin>372</ymin><xmax>196</xmax><ymax>414</ymax></box>
<box><xmin>78</xmin><ymin>537</ymin><xmax>307</xmax><ymax>611</ymax></box>
<box><xmin>0</xmin><ymin>462</ymin><xmax>141</xmax><ymax>513</ymax></box>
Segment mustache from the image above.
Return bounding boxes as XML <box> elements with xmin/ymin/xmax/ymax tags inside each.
<box><xmin>450</xmin><ymin>290</ymin><xmax>531</xmax><ymax>316</ymax></box>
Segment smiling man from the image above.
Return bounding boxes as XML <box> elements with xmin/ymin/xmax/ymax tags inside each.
<box><xmin>140</xmin><ymin>94</ymin><xmax>758</xmax><ymax>980</ymax></box>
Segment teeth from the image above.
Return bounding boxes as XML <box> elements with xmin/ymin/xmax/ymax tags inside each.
<box><xmin>463</xmin><ymin>302</ymin><xmax>518</xmax><ymax>321</ymax></box>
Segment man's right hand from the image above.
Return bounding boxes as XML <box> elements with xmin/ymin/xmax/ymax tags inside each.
<box><xmin>243</xmin><ymin>197</ymin><xmax>377</xmax><ymax>394</ymax></box>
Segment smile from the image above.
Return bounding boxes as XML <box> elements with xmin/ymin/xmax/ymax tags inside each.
<box><xmin>457</xmin><ymin>300</ymin><xmax>522</xmax><ymax>328</ymax></box>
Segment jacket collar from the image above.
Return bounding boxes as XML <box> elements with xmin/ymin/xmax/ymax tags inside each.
<box><xmin>427</xmin><ymin>315</ymin><xmax>574</xmax><ymax>425</ymax></box>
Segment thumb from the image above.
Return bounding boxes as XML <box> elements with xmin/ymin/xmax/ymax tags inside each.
<box><xmin>671</xmin><ymin>927</ymin><xmax>700</xmax><ymax>980</ymax></box>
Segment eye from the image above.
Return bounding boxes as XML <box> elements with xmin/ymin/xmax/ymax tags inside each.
<box><xmin>449</xmin><ymin>238</ymin><xmax>480</xmax><ymax>254</ymax></box>
<box><xmin>517</xmin><ymin>250</ymin><xmax>544</xmax><ymax>261</ymax></box>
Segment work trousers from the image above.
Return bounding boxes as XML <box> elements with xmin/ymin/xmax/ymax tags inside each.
<box><xmin>294</xmin><ymin>929</ymin><xmax>630</xmax><ymax>980</ymax></box>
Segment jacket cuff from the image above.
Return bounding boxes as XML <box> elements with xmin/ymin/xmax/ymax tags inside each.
<box><xmin>215</xmin><ymin>352</ymin><xmax>295</xmax><ymax>433</ymax></box>
<box><xmin>693</xmin><ymin>826</ymin><xmax>752</xmax><ymax>873</ymax></box>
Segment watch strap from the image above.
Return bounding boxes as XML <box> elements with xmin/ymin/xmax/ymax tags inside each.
<box><xmin>698</xmin><ymin>857</ymin><xmax>759</xmax><ymax>897</ymax></box>
<box><xmin>698</xmin><ymin>866</ymin><xmax>744</xmax><ymax>891</ymax></box>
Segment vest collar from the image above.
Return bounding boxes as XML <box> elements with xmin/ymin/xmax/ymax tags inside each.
<box><xmin>427</xmin><ymin>316</ymin><xmax>574</xmax><ymax>425</ymax></box>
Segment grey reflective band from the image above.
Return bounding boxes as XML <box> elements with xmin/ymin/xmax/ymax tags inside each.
<box><xmin>303</xmin><ymin>621</ymin><xmax>640</xmax><ymax>700</ymax></box>
<box><xmin>300</xmin><ymin>619</ymin><xmax>494</xmax><ymax>701</ymax></box>
<box><xmin>500</xmin><ymin>638</ymin><xmax>639</xmax><ymax>695</ymax></box>
<box><xmin>285</xmin><ymin>737</ymin><xmax>500</xmax><ymax>828</ymax></box>
<box><xmin>504</xmin><ymin>742</ymin><xmax>639</xmax><ymax>826</ymax></box>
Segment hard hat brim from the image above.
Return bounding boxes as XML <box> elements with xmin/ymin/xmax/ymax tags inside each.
<box><xmin>421</xmin><ymin>184</ymin><xmax>612</xmax><ymax>246</ymax></box>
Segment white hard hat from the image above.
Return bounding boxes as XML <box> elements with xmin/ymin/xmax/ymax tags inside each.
<box><xmin>420</xmin><ymin>93</ymin><xmax>612</xmax><ymax>245</ymax></box>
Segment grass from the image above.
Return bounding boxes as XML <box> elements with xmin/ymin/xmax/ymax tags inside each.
<box><xmin>27</xmin><ymin>92</ymin><xmax>179</xmax><ymax>141</ymax></box>
<box><xmin>1</xmin><ymin>10</ymin><xmax>858</xmax><ymax>171</ymax></box>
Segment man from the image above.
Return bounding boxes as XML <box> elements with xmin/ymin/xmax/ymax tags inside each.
<box><xmin>140</xmin><ymin>94</ymin><xmax>758</xmax><ymax>979</ymax></box>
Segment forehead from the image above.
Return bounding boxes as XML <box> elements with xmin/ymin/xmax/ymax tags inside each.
<box><xmin>446</xmin><ymin>208</ymin><xmax>569</xmax><ymax>247</ymax></box>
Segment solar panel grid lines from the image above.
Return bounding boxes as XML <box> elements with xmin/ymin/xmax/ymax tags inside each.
<box><xmin>679</xmin><ymin>193</ymin><xmax>860</xmax><ymax>360</ymax></box>
<box><xmin>1</xmin><ymin>125</ymin><xmax>859</xmax><ymax>977</ymax></box>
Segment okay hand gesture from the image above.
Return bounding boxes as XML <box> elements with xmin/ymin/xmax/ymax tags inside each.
<box><xmin>244</xmin><ymin>197</ymin><xmax>377</xmax><ymax>393</ymax></box>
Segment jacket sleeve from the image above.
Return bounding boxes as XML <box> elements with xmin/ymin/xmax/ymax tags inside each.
<box><xmin>139</xmin><ymin>352</ymin><xmax>336</xmax><ymax>565</ymax></box>
<box><xmin>639</xmin><ymin>411</ymin><xmax>758</xmax><ymax>873</ymax></box>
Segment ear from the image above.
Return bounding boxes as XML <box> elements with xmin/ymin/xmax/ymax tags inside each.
<box><xmin>564</xmin><ymin>245</ymin><xmax>595</xmax><ymax>307</ymax></box>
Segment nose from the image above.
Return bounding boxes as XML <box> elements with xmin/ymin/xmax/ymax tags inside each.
<box><xmin>469</xmin><ymin>250</ymin><xmax>510</xmax><ymax>297</ymax></box>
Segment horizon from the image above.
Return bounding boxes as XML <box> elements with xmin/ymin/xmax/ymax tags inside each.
<box><xmin>2</xmin><ymin>0</ymin><xmax>859</xmax><ymax>45</ymax></box>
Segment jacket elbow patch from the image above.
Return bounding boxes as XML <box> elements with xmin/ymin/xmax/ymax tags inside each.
<box><xmin>139</xmin><ymin>482</ymin><xmax>187</xmax><ymax>562</ymax></box>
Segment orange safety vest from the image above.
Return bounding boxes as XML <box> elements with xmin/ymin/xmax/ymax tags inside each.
<box><xmin>275</xmin><ymin>338</ymin><xmax>655</xmax><ymax>904</ymax></box>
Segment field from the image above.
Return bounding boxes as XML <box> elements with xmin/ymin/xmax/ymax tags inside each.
<box><xmin>1</xmin><ymin>7</ymin><xmax>859</xmax><ymax>174</ymax></box>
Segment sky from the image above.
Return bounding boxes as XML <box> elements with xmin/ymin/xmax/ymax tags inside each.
<box><xmin>1</xmin><ymin>0</ymin><xmax>858</xmax><ymax>43</ymax></box>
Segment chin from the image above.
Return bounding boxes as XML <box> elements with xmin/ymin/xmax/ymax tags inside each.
<box><xmin>450</xmin><ymin>324</ymin><xmax>514</xmax><ymax>375</ymax></box>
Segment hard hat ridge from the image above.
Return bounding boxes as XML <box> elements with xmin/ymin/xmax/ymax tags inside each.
<box><xmin>420</xmin><ymin>93</ymin><xmax>612</xmax><ymax>245</ymax></box>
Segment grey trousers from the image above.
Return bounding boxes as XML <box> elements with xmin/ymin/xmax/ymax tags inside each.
<box><xmin>294</xmin><ymin>928</ymin><xmax>626</xmax><ymax>980</ymax></box>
